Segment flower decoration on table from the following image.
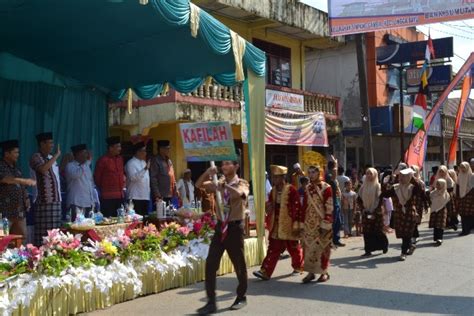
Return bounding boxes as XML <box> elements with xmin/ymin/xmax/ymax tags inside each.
<box><xmin>192</xmin><ymin>213</ymin><xmax>216</xmax><ymax>243</ymax></box>
<box><xmin>0</xmin><ymin>244</ymin><xmax>41</xmax><ymax>281</ymax></box>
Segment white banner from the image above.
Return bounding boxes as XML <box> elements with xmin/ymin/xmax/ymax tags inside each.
<box><xmin>265</xmin><ymin>89</ymin><xmax>304</xmax><ymax>111</ymax></box>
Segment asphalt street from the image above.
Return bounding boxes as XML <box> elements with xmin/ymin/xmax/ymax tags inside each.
<box><xmin>88</xmin><ymin>222</ymin><xmax>474</xmax><ymax>315</ymax></box>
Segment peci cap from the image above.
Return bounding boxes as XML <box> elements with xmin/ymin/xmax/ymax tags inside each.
<box><xmin>157</xmin><ymin>140</ymin><xmax>170</xmax><ymax>148</ymax></box>
<box><xmin>36</xmin><ymin>132</ymin><xmax>53</xmax><ymax>143</ymax></box>
<box><xmin>0</xmin><ymin>139</ymin><xmax>19</xmax><ymax>152</ymax></box>
<box><xmin>133</xmin><ymin>141</ymin><xmax>146</xmax><ymax>153</ymax></box>
<box><xmin>106</xmin><ymin>136</ymin><xmax>121</xmax><ymax>146</ymax></box>
<box><xmin>71</xmin><ymin>144</ymin><xmax>87</xmax><ymax>154</ymax></box>
<box><xmin>270</xmin><ymin>165</ymin><xmax>288</xmax><ymax>176</ymax></box>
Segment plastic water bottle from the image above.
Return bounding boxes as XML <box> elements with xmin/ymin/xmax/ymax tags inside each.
<box><xmin>2</xmin><ymin>217</ymin><xmax>9</xmax><ymax>236</ymax></box>
<box><xmin>94</xmin><ymin>210</ymin><xmax>104</xmax><ymax>224</ymax></box>
<box><xmin>191</xmin><ymin>200</ymin><xmax>196</xmax><ymax>210</ymax></box>
<box><xmin>65</xmin><ymin>209</ymin><xmax>72</xmax><ymax>224</ymax></box>
<box><xmin>117</xmin><ymin>204</ymin><xmax>125</xmax><ymax>223</ymax></box>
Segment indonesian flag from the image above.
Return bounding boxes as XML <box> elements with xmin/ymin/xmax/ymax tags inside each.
<box><xmin>412</xmin><ymin>36</ymin><xmax>435</xmax><ymax>131</ymax></box>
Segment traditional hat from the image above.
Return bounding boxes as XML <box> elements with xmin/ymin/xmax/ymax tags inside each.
<box><xmin>293</xmin><ymin>163</ymin><xmax>301</xmax><ymax>170</ymax></box>
<box><xmin>157</xmin><ymin>140</ymin><xmax>170</xmax><ymax>148</ymax></box>
<box><xmin>132</xmin><ymin>141</ymin><xmax>146</xmax><ymax>153</ymax></box>
<box><xmin>270</xmin><ymin>165</ymin><xmax>288</xmax><ymax>176</ymax></box>
<box><xmin>0</xmin><ymin>139</ymin><xmax>19</xmax><ymax>152</ymax></box>
<box><xmin>36</xmin><ymin>132</ymin><xmax>53</xmax><ymax>143</ymax></box>
<box><xmin>71</xmin><ymin>144</ymin><xmax>87</xmax><ymax>154</ymax></box>
<box><xmin>106</xmin><ymin>136</ymin><xmax>121</xmax><ymax>146</ymax></box>
<box><xmin>400</xmin><ymin>168</ymin><xmax>414</xmax><ymax>176</ymax></box>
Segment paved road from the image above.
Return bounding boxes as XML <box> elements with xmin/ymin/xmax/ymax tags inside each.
<box><xmin>88</xmin><ymin>223</ymin><xmax>474</xmax><ymax>315</ymax></box>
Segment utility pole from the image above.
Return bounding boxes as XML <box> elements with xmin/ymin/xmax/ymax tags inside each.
<box><xmin>355</xmin><ymin>33</ymin><xmax>374</xmax><ymax>167</ymax></box>
<box><xmin>440</xmin><ymin>112</ymin><xmax>445</xmax><ymax>165</ymax></box>
<box><xmin>399</xmin><ymin>66</ymin><xmax>405</xmax><ymax>162</ymax></box>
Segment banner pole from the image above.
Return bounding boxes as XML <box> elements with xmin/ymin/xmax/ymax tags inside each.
<box><xmin>210</xmin><ymin>161</ymin><xmax>224</xmax><ymax>220</ymax></box>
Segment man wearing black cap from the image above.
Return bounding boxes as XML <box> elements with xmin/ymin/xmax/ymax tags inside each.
<box><xmin>94</xmin><ymin>136</ymin><xmax>125</xmax><ymax>217</ymax></box>
<box><xmin>125</xmin><ymin>141</ymin><xmax>150</xmax><ymax>215</ymax></box>
<box><xmin>0</xmin><ymin>140</ymin><xmax>36</xmax><ymax>237</ymax></box>
<box><xmin>30</xmin><ymin>132</ymin><xmax>62</xmax><ymax>245</ymax></box>
<box><xmin>65</xmin><ymin>144</ymin><xmax>95</xmax><ymax>219</ymax></box>
<box><xmin>150</xmin><ymin>140</ymin><xmax>176</xmax><ymax>205</ymax></box>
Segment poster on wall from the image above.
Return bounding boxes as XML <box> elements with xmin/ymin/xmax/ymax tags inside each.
<box><xmin>329</xmin><ymin>0</ymin><xmax>474</xmax><ymax>36</ymax></box>
<box><xmin>265</xmin><ymin>108</ymin><xmax>328</xmax><ymax>147</ymax></box>
<box><xmin>179</xmin><ymin>121</ymin><xmax>237</xmax><ymax>161</ymax></box>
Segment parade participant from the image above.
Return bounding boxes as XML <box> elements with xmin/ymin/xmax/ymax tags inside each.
<box><xmin>0</xmin><ymin>140</ymin><xmax>36</xmax><ymax>237</ymax></box>
<box><xmin>358</xmin><ymin>168</ymin><xmax>388</xmax><ymax>256</ymax></box>
<box><xmin>432</xmin><ymin>165</ymin><xmax>457</xmax><ymax>231</ymax></box>
<box><xmin>429</xmin><ymin>166</ymin><xmax>439</xmax><ymax>187</ymax></box>
<box><xmin>253</xmin><ymin>165</ymin><xmax>303</xmax><ymax>281</ymax></box>
<box><xmin>195</xmin><ymin>159</ymin><xmax>249</xmax><ymax>314</ymax></box>
<box><xmin>429</xmin><ymin>179</ymin><xmax>450</xmax><ymax>246</ymax></box>
<box><xmin>337</xmin><ymin>166</ymin><xmax>350</xmax><ymax>187</ymax></box>
<box><xmin>411</xmin><ymin>165</ymin><xmax>429</xmax><ymax>243</ymax></box>
<box><xmin>30</xmin><ymin>132</ymin><xmax>62</xmax><ymax>245</ymax></box>
<box><xmin>125</xmin><ymin>142</ymin><xmax>150</xmax><ymax>216</ymax></box>
<box><xmin>326</xmin><ymin>159</ymin><xmax>345</xmax><ymax>247</ymax></box>
<box><xmin>65</xmin><ymin>144</ymin><xmax>95</xmax><ymax>219</ymax></box>
<box><xmin>301</xmin><ymin>165</ymin><xmax>333</xmax><ymax>284</ymax></box>
<box><xmin>457</xmin><ymin>162</ymin><xmax>474</xmax><ymax>236</ymax></box>
<box><xmin>341</xmin><ymin>180</ymin><xmax>357</xmax><ymax>238</ymax></box>
<box><xmin>382</xmin><ymin>168</ymin><xmax>425</xmax><ymax>261</ymax></box>
<box><xmin>94</xmin><ymin>136</ymin><xmax>125</xmax><ymax>217</ymax></box>
<box><xmin>177</xmin><ymin>169</ymin><xmax>195</xmax><ymax>207</ymax></box>
<box><xmin>291</xmin><ymin>163</ymin><xmax>306</xmax><ymax>189</ymax></box>
<box><xmin>150</xmin><ymin>140</ymin><xmax>177</xmax><ymax>205</ymax></box>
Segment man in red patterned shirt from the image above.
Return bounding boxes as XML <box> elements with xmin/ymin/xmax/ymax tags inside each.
<box><xmin>94</xmin><ymin>137</ymin><xmax>125</xmax><ymax>217</ymax></box>
<box><xmin>301</xmin><ymin>165</ymin><xmax>333</xmax><ymax>284</ymax></box>
<box><xmin>253</xmin><ymin>165</ymin><xmax>303</xmax><ymax>280</ymax></box>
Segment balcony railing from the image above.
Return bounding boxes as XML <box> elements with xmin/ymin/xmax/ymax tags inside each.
<box><xmin>443</xmin><ymin>115</ymin><xmax>474</xmax><ymax>137</ymax></box>
<box><xmin>184</xmin><ymin>79</ymin><xmax>244</xmax><ymax>103</ymax></box>
<box><xmin>304</xmin><ymin>92</ymin><xmax>338</xmax><ymax>116</ymax></box>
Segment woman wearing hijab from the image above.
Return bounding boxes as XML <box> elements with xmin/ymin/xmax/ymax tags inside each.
<box><xmin>382</xmin><ymin>168</ymin><xmax>426</xmax><ymax>261</ymax></box>
<box><xmin>432</xmin><ymin>165</ymin><xmax>458</xmax><ymax>231</ymax></box>
<box><xmin>410</xmin><ymin>165</ymin><xmax>428</xmax><ymax>244</ymax></box>
<box><xmin>357</xmin><ymin>168</ymin><xmax>388</xmax><ymax>256</ymax></box>
<box><xmin>457</xmin><ymin>162</ymin><xmax>474</xmax><ymax>236</ymax></box>
<box><xmin>429</xmin><ymin>179</ymin><xmax>450</xmax><ymax>246</ymax></box>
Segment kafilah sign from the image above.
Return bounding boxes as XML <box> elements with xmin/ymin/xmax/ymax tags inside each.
<box><xmin>266</xmin><ymin>89</ymin><xmax>304</xmax><ymax>111</ymax></box>
<box><xmin>329</xmin><ymin>0</ymin><xmax>474</xmax><ymax>36</ymax></box>
<box><xmin>265</xmin><ymin>108</ymin><xmax>328</xmax><ymax>147</ymax></box>
<box><xmin>179</xmin><ymin>121</ymin><xmax>237</xmax><ymax>161</ymax></box>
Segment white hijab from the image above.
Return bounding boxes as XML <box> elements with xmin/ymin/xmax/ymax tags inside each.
<box><xmin>430</xmin><ymin>179</ymin><xmax>450</xmax><ymax>213</ymax></box>
<box><xmin>458</xmin><ymin>162</ymin><xmax>474</xmax><ymax>199</ymax></box>
<box><xmin>433</xmin><ymin>165</ymin><xmax>454</xmax><ymax>189</ymax></box>
<box><xmin>359</xmin><ymin>168</ymin><xmax>381</xmax><ymax>213</ymax></box>
<box><xmin>394</xmin><ymin>170</ymin><xmax>414</xmax><ymax>213</ymax></box>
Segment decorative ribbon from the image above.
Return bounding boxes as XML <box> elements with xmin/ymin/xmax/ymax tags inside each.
<box><xmin>127</xmin><ymin>88</ymin><xmax>133</xmax><ymax>114</ymax></box>
<box><xmin>230</xmin><ymin>30</ymin><xmax>246</xmax><ymax>82</ymax></box>
<box><xmin>189</xmin><ymin>3</ymin><xmax>201</xmax><ymax>38</ymax></box>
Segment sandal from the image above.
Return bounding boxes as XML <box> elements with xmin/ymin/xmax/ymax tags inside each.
<box><xmin>302</xmin><ymin>273</ymin><xmax>315</xmax><ymax>284</ymax></box>
<box><xmin>317</xmin><ymin>273</ymin><xmax>330</xmax><ymax>283</ymax></box>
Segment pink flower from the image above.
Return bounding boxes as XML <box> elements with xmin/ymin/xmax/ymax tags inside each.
<box><xmin>178</xmin><ymin>226</ymin><xmax>191</xmax><ymax>236</ymax></box>
<box><xmin>193</xmin><ymin>221</ymin><xmax>204</xmax><ymax>234</ymax></box>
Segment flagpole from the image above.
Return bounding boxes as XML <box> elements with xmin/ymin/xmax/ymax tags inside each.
<box><xmin>399</xmin><ymin>65</ymin><xmax>405</xmax><ymax>162</ymax></box>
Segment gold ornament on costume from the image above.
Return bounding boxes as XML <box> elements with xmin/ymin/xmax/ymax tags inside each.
<box><xmin>303</xmin><ymin>151</ymin><xmax>326</xmax><ymax>168</ymax></box>
<box><xmin>270</xmin><ymin>165</ymin><xmax>288</xmax><ymax>176</ymax></box>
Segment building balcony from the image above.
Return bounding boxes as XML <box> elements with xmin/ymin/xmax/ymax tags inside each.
<box><xmin>443</xmin><ymin>115</ymin><xmax>474</xmax><ymax>139</ymax></box>
<box><xmin>108</xmin><ymin>79</ymin><xmax>340</xmax><ymax>134</ymax></box>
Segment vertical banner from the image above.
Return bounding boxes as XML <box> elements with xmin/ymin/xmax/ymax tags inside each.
<box><xmin>447</xmin><ymin>73</ymin><xmax>472</xmax><ymax>167</ymax></box>
<box><xmin>405</xmin><ymin>53</ymin><xmax>474</xmax><ymax>168</ymax></box>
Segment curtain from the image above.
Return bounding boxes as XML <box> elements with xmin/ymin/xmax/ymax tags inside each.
<box><xmin>0</xmin><ymin>78</ymin><xmax>107</xmax><ymax>173</ymax></box>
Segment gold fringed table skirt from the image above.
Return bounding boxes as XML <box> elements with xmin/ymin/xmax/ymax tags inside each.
<box><xmin>9</xmin><ymin>237</ymin><xmax>260</xmax><ymax>316</ymax></box>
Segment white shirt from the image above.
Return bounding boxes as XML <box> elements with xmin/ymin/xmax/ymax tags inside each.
<box><xmin>125</xmin><ymin>157</ymin><xmax>150</xmax><ymax>201</ymax></box>
<box><xmin>177</xmin><ymin>178</ymin><xmax>195</xmax><ymax>206</ymax></box>
<box><xmin>65</xmin><ymin>160</ymin><xmax>94</xmax><ymax>208</ymax></box>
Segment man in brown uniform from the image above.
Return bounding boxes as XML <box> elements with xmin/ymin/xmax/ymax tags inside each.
<box><xmin>195</xmin><ymin>160</ymin><xmax>249</xmax><ymax>314</ymax></box>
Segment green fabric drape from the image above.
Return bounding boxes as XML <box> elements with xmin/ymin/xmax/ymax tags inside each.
<box><xmin>0</xmin><ymin>79</ymin><xmax>107</xmax><ymax>172</ymax></box>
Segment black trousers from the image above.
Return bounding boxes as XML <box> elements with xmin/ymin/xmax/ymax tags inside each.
<box><xmin>363</xmin><ymin>231</ymin><xmax>389</xmax><ymax>253</ymax></box>
<box><xmin>401</xmin><ymin>237</ymin><xmax>413</xmax><ymax>255</ymax></box>
<box><xmin>100</xmin><ymin>198</ymin><xmax>123</xmax><ymax>218</ymax></box>
<box><xmin>205</xmin><ymin>221</ymin><xmax>247</xmax><ymax>302</ymax></box>
<box><xmin>132</xmin><ymin>199</ymin><xmax>149</xmax><ymax>216</ymax></box>
<box><xmin>461</xmin><ymin>215</ymin><xmax>474</xmax><ymax>234</ymax></box>
<box><xmin>433</xmin><ymin>228</ymin><xmax>444</xmax><ymax>241</ymax></box>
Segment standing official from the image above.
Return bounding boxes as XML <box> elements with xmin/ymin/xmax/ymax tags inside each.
<box><xmin>125</xmin><ymin>142</ymin><xmax>150</xmax><ymax>215</ymax></box>
<box><xmin>150</xmin><ymin>140</ymin><xmax>176</xmax><ymax>205</ymax></box>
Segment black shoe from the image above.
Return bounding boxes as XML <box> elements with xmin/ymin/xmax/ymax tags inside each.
<box><xmin>435</xmin><ymin>240</ymin><xmax>442</xmax><ymax>247</ymax></box>
<box><xmin>453</xmin><ymin>225</ymin><xmax>458</xmax><ymax>231</ymax></box>
<box><xmin>230</xmin><ymin>296</ymin><xmax>247</xmax><ymax>310</ymax></box>
<box><xmin>407</xmin><ymin>244</ymin><xmax>416</xmax><ymax>255</ymax></box>
<box><xmin>334</xmin><ymin>242</ymin><xmax>346</xmax><ymax>247</ymax></box>
<box><xmin>383</xmin><ymin>247</ymin><xmax>388</xmax><ymax>254</ymax></box>
<box><xmin>459</xmin><ymin>231</ymin><xmax>469</xmax><ymax>236</ymax></box>
<box><xmin>253</xmin><ymin>270</ymin><xmax>270</xmax><ymax>280</ymax></box>
<box><xmin>361</xmin><ymin>252</ymin><xmax>372</xmax><ymax>257</ymax></box>
<box><xmin>197</xmin><ymin>301</ymin><xmax>217</xmax><ymax>315</ymax></box>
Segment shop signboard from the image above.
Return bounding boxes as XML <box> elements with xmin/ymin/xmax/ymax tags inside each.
<box><xmin>265</xmin><ymin>89</ymin><xmax>304</xmax><ymax>111</ymax></box>
<box><xmin>406</xmin><ymin>65</ymin><xmax>452</xmax><ymax>94</ymax></box>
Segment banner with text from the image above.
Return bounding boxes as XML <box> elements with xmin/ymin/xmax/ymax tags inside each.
<box><xmin>329</xmin><ymin>0</ymin><xmax>474</xmax><ymax>36</ymax></box>
<box><xmin>179</xmin><ymin>121</ymin><xmax>237</xmax><ymax>162</ymax></box>
<box><xmin>266</xmin><ymin>89</ymin><xmax>304</xmax><ymax>111</ymax></box>
<box><xmin>265</xmin><ymin>108</ymin><xmax>328</xmax><ymax>147</ymax></box>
